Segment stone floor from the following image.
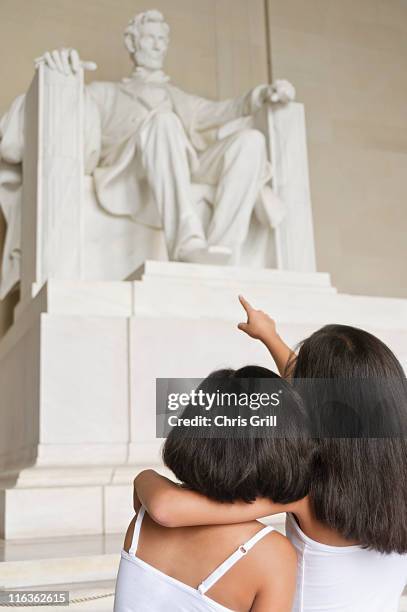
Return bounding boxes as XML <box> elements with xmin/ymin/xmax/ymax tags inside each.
<box><xmin>0</xmin><ymin>533</ymin><xmax>123</xmax><ymax>563</ymax></box>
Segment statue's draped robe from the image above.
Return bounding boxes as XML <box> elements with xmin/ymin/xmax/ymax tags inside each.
<box><xmin>86</xmin><ymin>71</ymin><xmax>275</xmax><ymax>228</ymax></box>
<box><xmin>0</xmin><ymin>95</ymin><xmax>25</xmax><ymax>298</ymax></box>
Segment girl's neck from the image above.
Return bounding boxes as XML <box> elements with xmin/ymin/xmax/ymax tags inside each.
<box><xmin>292</xmin><ymin>497</ymin><xmax>360</xmax><ymax>547</ymax></box>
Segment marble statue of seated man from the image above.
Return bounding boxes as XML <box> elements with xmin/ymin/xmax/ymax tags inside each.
<box><xmin>37</xmin><ymin>9</ymin><xmax>295</xmax><ymax>265</ymax></box>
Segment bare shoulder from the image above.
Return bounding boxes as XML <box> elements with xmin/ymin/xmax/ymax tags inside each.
<box><xmin>251</xmin><ymin>528</ymin><xmax>297</xmax><ymax>572</ymax></box>
<box><xmin>210</xmin><ymin>520</ymin><xmax>297</xmax><ymax>564</ymax></box>
<box><xmin>248</xmin><ymin>529</ymin><xmax>297</xmax><ymax>612</ymax></box>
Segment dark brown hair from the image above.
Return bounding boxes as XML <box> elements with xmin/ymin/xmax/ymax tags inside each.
<box><xmin>163</xmin><ymin>366</ymin><xmax>315</xmax><ymax>505</ymax></box>
<box><xmin>291</xmin><ymin>324</ymin><xmax>407</xmax><ymax>554</ymax></box>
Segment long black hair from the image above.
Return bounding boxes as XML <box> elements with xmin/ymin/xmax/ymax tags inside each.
<box><xmin>163</xmin><ymin>365</ymin><xmax>315</xmax><ymax>505</ymax></box>
<box><xmin>291</xmin><ymin>324</ymin><xmax>407</xmax><ymax>554</ymax></box>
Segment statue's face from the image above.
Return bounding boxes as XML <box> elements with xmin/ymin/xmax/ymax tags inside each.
<box><xmin>135</xmin><ymin>22</ymin><xmax>169</xmax><ymax>70</ymax></box>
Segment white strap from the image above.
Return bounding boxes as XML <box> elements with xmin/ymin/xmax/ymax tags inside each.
<box><xmin>198</xmin><ymin>525</ymin><xmax>275</xmax><ymax>595</ymax></box>
<box><xmin>128</xmin><ymin>506</ymin><xmax>145</xmax><ymax>556</ymax></box>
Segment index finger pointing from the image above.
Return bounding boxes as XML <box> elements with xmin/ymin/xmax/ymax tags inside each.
<box><xmin>238</xmin><ymin>294</ymin><xmax>254</xmax><ymax>314</ymax></box>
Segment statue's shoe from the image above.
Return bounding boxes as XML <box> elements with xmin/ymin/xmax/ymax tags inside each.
<box><xmin>177</xmin><ymin>245</ymin><xmax>232</xmax><ymax>266</ymax></box>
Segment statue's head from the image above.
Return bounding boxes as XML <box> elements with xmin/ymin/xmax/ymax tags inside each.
<box><xmin>124</xmin><ymin>10</ymin><xmax>170</xmax><ymax>71</ymax></box>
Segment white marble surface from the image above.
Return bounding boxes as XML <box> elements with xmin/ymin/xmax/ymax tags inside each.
<box><xmin>0</xmin><ymin>549</ymin><xmax>118</xmax><ymax>588</ymax></box>
<box><xmin>131</xmin><ymin>260</ymin><xmax>329</xmax><ymax>286</ymax></box>
<box><xmin>3</xmin><ymin>486</ymin><xmax>103</xmax><ymax>540</ymax></box>
<box><xmin>82</xmin><ymin>176</ymin><xmax>168</xmax><ymax>283</ymax></box>
<box><xmin>0</xmin><ymin>313</ymin><xmax>40</xmax><ymax>475</ymax></box>
<box><xmin>45</xmin><ymin>278</ymin><xmax>133</xmax><ymax>317</ymax></box>
<box><xmin>20</xmin><ymin>63</ymin><xmax>84</xmax><ymax>305</ymax></box>
<box><xmin>41</xmin><ymin>315</ymin><xmax>129</xmax><ymax>446</ymax></box>
<box><xmin>272</xmin><ymin>102</ymin><xmax>317</xmax><ymax>272</ymax></box>
<box><xmin>104</xmin><ymin>486</ymin><xmax>134</xmax><ymax>535</ymax></box>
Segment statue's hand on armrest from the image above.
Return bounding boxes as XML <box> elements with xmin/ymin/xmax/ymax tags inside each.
<box><xmin>34</xmin><ymin>48</ymin><xmax>97</xmax><ymax>75</ymax></box>
<box><xmin>252</xmin><ymin>79</ymin><xmax>296</xmax><ymax>110</ymax></box>
<box><xmin>269</xmin><ymin>79</ymin><xmax>296</xmax><ymax>104</ymax></box>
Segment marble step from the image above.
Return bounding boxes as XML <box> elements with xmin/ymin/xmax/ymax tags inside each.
<box><xmin>0</xmin><ymin>554</ymin><xmax>119</xmax><ymax>590</ymax></box>
<box><xmin>0</xmin><ymin>533</ymin><xmax>122</xmax><ymax>588</ymax></box>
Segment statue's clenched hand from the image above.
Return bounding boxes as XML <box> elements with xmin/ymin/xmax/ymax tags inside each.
<box><xmin>253</xmin><ymin>79</ymin><xmax>296</xmax><ymax>108</ymax></box>
<box><xmin>268</xmin><ymin>79</ymin><xmax>296</xmax><ymax>103</ymax></box>
<box><xmin>35</xmin><ymin>48</ymin><xmax>97</xmax><ymax>75</ymax></box>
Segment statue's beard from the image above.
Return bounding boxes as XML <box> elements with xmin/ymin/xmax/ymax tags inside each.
<box><xmin>134</xmin><ymin>49</ymin><xmax>165</xmax><ymax>71</ymax></box>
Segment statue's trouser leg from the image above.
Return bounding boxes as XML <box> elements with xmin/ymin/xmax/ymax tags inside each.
<box><xmin>138</xmin><ymin>111</ymin><xmax>205</xmax><ymax>260</ymax></box>
<box><xmin>193</xmin><ymin>129</ymin><xmax>267</xmax><ymax>263</ymax></box>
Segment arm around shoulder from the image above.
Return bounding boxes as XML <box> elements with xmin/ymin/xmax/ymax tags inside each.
<box><xmin>134</xmin><ymin>469</ymin><xmax>293</xmax><ymax>528</ymax></box>
<box><xmin>133</xmin><ymin>470</ymin><xmax>182</xmax><ymax>527</ymax></box>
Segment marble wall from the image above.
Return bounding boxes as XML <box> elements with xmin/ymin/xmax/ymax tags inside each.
<box><xmin>266</xmin><ymin>0</ymin><xmax>407</xmax><ymax>298</ymax></box>
<box><xmin>0</xmin><ymin>0</ymin><xmax>406</xmax><ymax>337</ymax></box>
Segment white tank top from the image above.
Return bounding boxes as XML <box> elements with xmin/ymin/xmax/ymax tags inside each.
<box><xmin>114</xmin><ymin>506</ymin><xmax>275</xmax><ymax>612</ymax></box>
<box><xmin>286</xmin><ymin>513</ymin><xmax>407</xmax><ymax>612</ymax></box>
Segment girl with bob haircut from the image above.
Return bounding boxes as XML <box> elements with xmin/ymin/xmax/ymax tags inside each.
<box><xmin>134</xmin><ymin>296</ymin><xmax>407</xmax><ymax>612</ymax></box>
<box><xmin>114</xmin><ymin>367</ymin><xmax>315</xmax><ymax>612</ymax></box>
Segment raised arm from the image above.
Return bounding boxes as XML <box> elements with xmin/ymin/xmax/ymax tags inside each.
<box><xmin>134</xmin><ymin>469</ymin><xmax>295</xmax><ymax>527</ymax></box>
<box><xmin>237</xmin><ymin>295</ymin><xmax>295</xmax><ymax>376</ymax></box>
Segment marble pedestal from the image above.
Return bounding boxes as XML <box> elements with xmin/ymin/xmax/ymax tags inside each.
<box><xmin>0</xmin><ymin>261</ymin><xmax>406</xmax><ymax>539</ymax></box>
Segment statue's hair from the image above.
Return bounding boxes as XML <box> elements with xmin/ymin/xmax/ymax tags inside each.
<box><xmin>124</xmin><ymin>10</ymin><xmax>170</xmax><ymax>54</ymax></box>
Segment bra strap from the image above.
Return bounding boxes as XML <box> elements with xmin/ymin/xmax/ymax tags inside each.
<box><xmin>198</xmin><ymin>525</ymin><xmax>275</xmax><ymax>595</ymax></box>
<box><xmin>128</xmin><ymin>506</ymin><xmax>146</xmax><ymax>556</ymax></box>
